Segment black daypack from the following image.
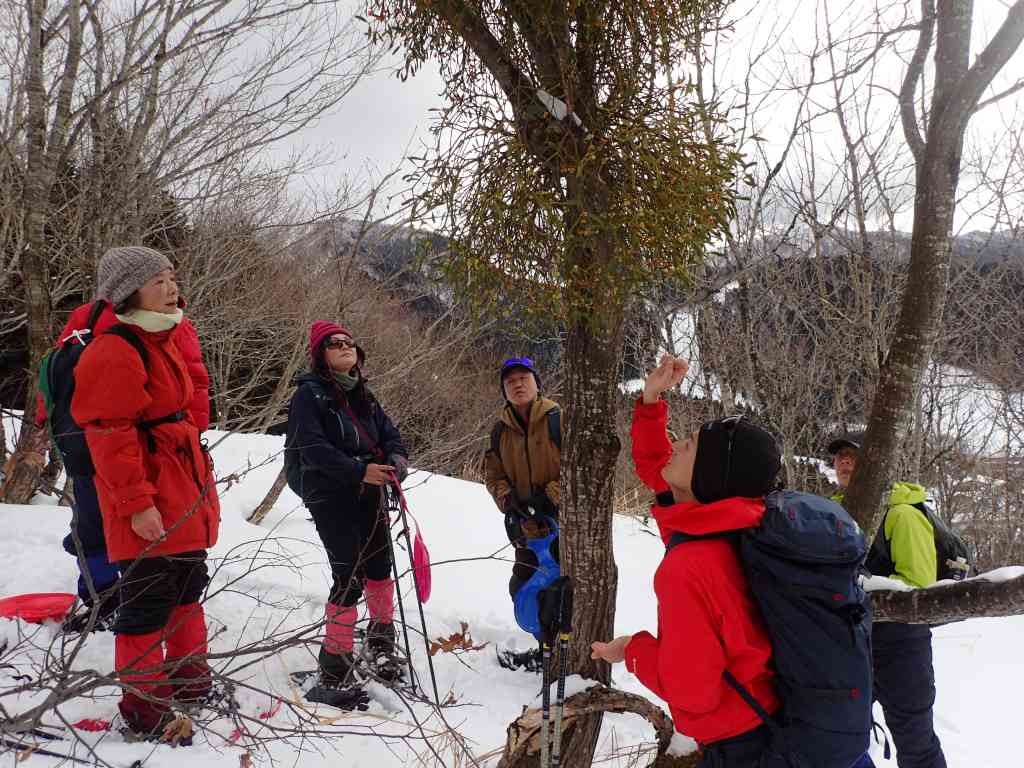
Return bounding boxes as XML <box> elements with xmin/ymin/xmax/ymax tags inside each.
<box><xmin>283</xmin><ymin>388</ymin><xmax>317</xmax><ymax>498</ymax></box>
<box><xmin>667</xmin><ymin>490</ymin><xmax>872</xmax><ymax>768</ymax></box>
<box><xmin>39</xmin><ymin>304</ymin><xmax>183</xmax><ymax>475</ymax></box>
<box><xmin>488</xmin><ymin>407</ymin><xmax>562</xmax><ymax>459</ymax></box>
<box><xmin>867</xmin><ymin>501</ymin><xmax>974</xmax><ymax>582</ymax></box>
<box><xmin>39</xmin><ymin>303</ymin><xmax>145</xmax><ymax>475</ymax></box>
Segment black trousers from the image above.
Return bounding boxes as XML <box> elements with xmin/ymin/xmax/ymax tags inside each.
<box><xmin>114</xmin><ymin>551</ymin><xmax>208</xmax><ymax>635</ymax></box>
<box><xmin>309</xmin><ymin>485</ymin><xmax>392</xmax><ymax>608</ymax></box>
<box><xmin>873</xmin><ymin>622</ymin><xmax>947</xmax><ymax>768</ymax></box>
<box><xmin>697</xmin><ymin>725</ymin><xmax>771</xmax><ymax>768</ymax></box>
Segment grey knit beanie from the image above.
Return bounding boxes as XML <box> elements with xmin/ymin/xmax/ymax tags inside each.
<box><xmin>95</xmin><ymin>246</ymin><xmax>173</xmax><ymax>306</ymax></box>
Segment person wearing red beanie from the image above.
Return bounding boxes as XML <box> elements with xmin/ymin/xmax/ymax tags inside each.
<box><xmin>286</xmin><ymin>321</ymin><xmax>409</xmax><ymax>693</ymax></box>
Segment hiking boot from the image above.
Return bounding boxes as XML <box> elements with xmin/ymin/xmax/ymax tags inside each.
<box><xmin>364</xmin><ymin>621</ymin><xmax>405</xmax><ymax>682</ymax></box>
<box><xmin>366</xmin><ymin>620</ymin><xmax>396</xmax><ymax>656</ymax></box>
<box><xmin>317</xmin><ymin>647</ymin><xmax>359</xmax><ymax>688</ymax></box>
<box><xmin>118</xmin><ymin>688</ymin><xmax>175</xmax><ymax>740</ymax></box>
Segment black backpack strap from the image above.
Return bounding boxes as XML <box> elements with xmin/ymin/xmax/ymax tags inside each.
<box><xmin>489</xmin><ymin>421</ymin><xmax>505</xmax><ymax>459</ymax></box>
<box><xmin>104</xmin><ymin>323</ymin><xmax>186</xmax><ymax>453</ymax></box>
<box><xmin>85</xmin><ymin>300</ymin><xmax>108</xmax><ymax>331</ymax></box>
<box><xmin>137</xmin><ymin>411</ymin><xmax>187</xmax><ymax>453</ymax></box>
<box><xmin>547</xmin><ymin>407</ymin><xmax>561</xmax><ymax>450</ymax></box>
<box><xmin>104</xmin><ymin>323</ymin><xmax>150</xmax><ymax>368</ymax></box>
<box><xmin>666</xmin><ymin>530</ymin><xmax>737</xmax><ymax>552</ymax></box>
<box><xmin>58</xmin><ymin>300</ymin><xmax>109</xmax><ymax>347</ymax></box>
<box><xmin>722</xmin><ymin>670</ymin><xmax>787</xmax><ymax>743</ymax></box>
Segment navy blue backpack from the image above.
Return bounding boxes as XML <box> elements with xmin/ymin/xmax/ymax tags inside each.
<box><xmin>668</xmin><ymin>490</ymin><xmax>872</xmax><ymax>768</ymax></box>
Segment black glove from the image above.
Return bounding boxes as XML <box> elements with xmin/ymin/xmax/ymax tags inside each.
<box><xmin>526</xmin><ymin>491</ymin><xmax>556</xmax><ymax>519</ymax></box>
<box><xmin>388</xmin><ymin>454</ymin><xmax>410</xmax><ymax>483</ymax></box>
<box><xmin>503</xmin><ymin>496</ymin><xmax>526</xmax><ymax>544</ymax></box>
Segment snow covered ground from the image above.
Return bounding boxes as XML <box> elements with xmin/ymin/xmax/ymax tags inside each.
<box><xmin>2</xmin><ymin>426</ymin><xmax>1023</xmax><ymax>767</ymax></box>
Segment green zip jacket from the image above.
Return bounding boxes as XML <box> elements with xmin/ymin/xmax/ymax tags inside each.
<box><xmin>833</xmin><ymin>482</ymin><xmax>937</xmax><ymax>588</ymax></box>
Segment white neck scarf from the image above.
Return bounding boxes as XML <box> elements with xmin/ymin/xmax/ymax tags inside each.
<box><xmin>116</xmin><ymin>308</ymin><xmax>183</xmax><ymax>332</ymax></box>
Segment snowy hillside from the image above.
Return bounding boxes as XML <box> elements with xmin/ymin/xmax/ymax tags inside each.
<box><xmin>2</xmin><ymin>426</ymin><xmax>1023</xmax><ymax>766</ymax></box>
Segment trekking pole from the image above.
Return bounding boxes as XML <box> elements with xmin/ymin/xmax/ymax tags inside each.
<box><xmin>540</xmin><ymin>637</ymin><xmax>552</xmax><ymax>768</ymax></box>
<box><xmin>389</xmin><ymin>474</ymin><xmax>442</xmax><ymax>707</ymax></box>
<box><xmin>550</xmin><ymin>577</ymin><xmax>573</xmax><ymax>768</ymax></box>
<box><xmin>381</xmin><ymin>489</ymin><xmax>421</xmax><ymax>696</ymax></box>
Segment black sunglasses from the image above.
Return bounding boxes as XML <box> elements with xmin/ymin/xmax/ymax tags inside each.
<box><xmin>325</xmin><ymin>338</ymin><xmax>356</xmax><ymax>351</ymax></box>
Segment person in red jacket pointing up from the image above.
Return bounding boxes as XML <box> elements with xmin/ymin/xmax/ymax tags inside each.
<box><xmin>591</xmin><ymin>354</ymin><xmax>782</xmax><ymax>768</ymax></box>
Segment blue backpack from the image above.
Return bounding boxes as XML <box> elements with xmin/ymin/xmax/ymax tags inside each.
<box><xmin>513</xmin><ymin>519</ymin><xmax>560</xmax><ymax>639</ymax></box>
<box><xmin>668</xmin><ymin>490</ymin><xmax>872</xmax><ymax>768</ymax></box>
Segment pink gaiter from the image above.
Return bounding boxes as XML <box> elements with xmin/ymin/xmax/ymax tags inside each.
<box><xmin>364</xmin><ymin>578</ymin><xmax>395</xmax><ymax>623</ymax></box>
<box><xmin>323</xmin><ymin>602</ymin><xmax>357</xmax><ymax>654</ymax></box>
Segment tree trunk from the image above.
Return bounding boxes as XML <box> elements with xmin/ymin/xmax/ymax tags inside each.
<box><xmin>842</xmin><ymin>148</ymin><xmax>957</xmax><ymax>536</ymax></box>
<box><xmin>841</xmin><ymin>0</ymin><xmax>1024</xmax><ymax>535</ymax></box>
<box><xmin>559</xmin><ymin>286</ymin><xmax>625</xmax><ymax>765</ymax></box>
<box><xmin>1</xmin><ymin>0</ymin><xmax>55</xmax><ymax>505</ymax></box>
<box><xmin>248</xmin><ymin>465</ymin><xmax>289</xmax><ymax>524</ymax></box>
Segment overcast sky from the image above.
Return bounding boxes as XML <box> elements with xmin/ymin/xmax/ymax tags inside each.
<box><xmin>271</xmin><ymin>1</ymin><xmax>1024</xmax><ymax>230</ymax></box>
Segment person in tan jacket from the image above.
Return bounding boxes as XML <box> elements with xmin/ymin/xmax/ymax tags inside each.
<box><xmin>484</xmin><ymin>357</ymin><xmax>562</xmax><ymax>602</ymax></box>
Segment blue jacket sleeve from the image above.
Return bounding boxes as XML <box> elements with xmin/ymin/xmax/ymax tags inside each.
<box><xmin>289</xmin><ymin>385</ymin><xmax>366</xmax><ymax>485</ymax></box>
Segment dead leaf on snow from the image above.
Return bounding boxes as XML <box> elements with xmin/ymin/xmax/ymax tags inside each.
<box><xmin>428</xmin><ymin>621</ymin><xmax>489</xmax><ymax>656</ymax></box>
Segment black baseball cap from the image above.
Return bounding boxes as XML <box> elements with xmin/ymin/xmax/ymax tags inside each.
<box><xmin>827</xmin><ymin>431</ymin><xmax>865</xmax><ymax>455</ymax></box>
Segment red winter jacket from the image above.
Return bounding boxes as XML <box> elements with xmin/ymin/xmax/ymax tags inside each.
<box><xmin>625</xmin><ymin>399</ymin><xmax>779</xmax><ymax>745</ymax></box>
<box><xmin>36</xmin><ymin>300</ymin><xmax>210</xmax><ymax>431</ymax></box>
<box><xmin>70</xmin><ymin>322</ymin><xmax>220</xmax><ymax>561</ymax></box>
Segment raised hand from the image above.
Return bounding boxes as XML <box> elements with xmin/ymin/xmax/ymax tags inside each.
<box><xmin>642</xmin><ymin>354</ymin><xmax>689</xmax><ymax>404</ymax></box>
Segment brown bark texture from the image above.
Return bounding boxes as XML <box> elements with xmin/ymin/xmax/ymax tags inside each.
<box><xmin>497</xmin><ymin>685</ymin><xmax>677</xmax><ymax>768</ymax></box>
<box><xmin>870</xmin><ymin>572</ymin><xmax>1024</xmax><ymax>624</ymax></box>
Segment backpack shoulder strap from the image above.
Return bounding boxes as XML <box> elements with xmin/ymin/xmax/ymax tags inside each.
<box><xmin>104</xmin><ymin>323</ymin><xmax>149</xmax><ymax>369</ymax></box>
<box><xmin>489</xmin><ymin>421</ymin><xmax>505</xmax><ymax>459</ymax></box>
<box><xmin>547</xmin><ymin>407</ymin><xmax>561</xmax><ymax>450</ymax></box>
<box><xmin>85</xmin><ymin>300</ymin><xmax>108</xmax><ymax>331</ymax></box>
<box><xmin>722</xmin><ymin>670</ymin><xmax>786</xmax><ymax>742</ymax></box>
<box><xmin>666</xmin><ymin>530</ymin><xmax>738</xmax><ymax>552</ymax></box>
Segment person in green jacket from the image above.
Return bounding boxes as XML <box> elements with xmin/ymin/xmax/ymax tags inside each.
<box><xmin>828</xmin><ymin>432</ymin><xmax>947</xmax><ymax>768</ymax></box>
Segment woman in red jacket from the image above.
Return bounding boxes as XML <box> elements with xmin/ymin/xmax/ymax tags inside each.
<box><xmin>591</xmin><ymin>355</ymin><xmax>782</xmax><ymax>768</ymax></box>
<box><xmin>71</xmin><ymin>246</ymin><xmax>220</xmax><ymax>738</ymax></box>
<box><xmin>39</xmin><ymin>273</ymin><xmax>210</xmax><ymax>633</ymax></box>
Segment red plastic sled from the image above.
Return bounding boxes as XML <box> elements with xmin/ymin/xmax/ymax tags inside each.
<box><xmin>0</xmin><ymin>592</ymin><xmax>76</xmax><ymax>624</ymax></box>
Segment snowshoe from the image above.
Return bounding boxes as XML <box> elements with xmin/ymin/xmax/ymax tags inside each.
<box><xmin>289</xmin><ymin>669</ymin><xmax>370</xmax><ymax>712</ymax></box>
<box><xmin>304</xmin><ymin>683</ymin><xmax>371</xmax><ymax>711</ymax></box>
<box><xmin>290</xmin><ymin>650</ymin><xmax>371</xmax><ymax>711</ymax></box>
<box><xmin>497</xmin><ymin>646</ymin><xmax>543</xmax><ymax>673</ymax></box>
